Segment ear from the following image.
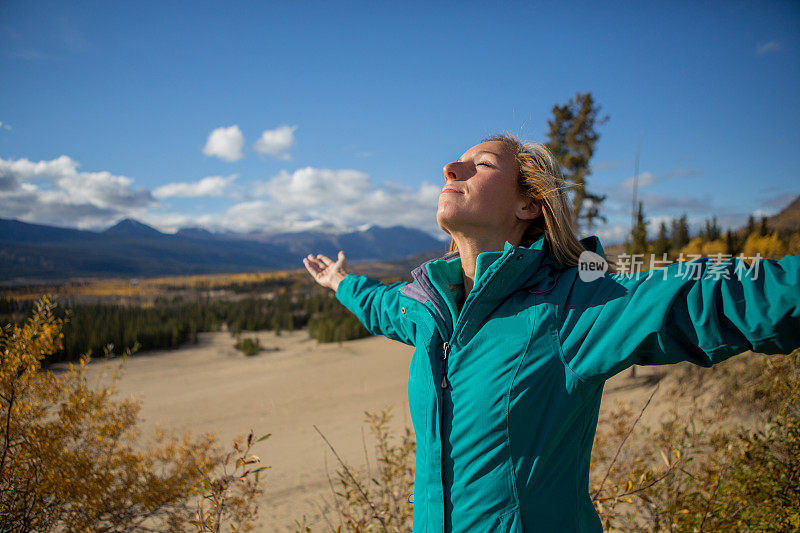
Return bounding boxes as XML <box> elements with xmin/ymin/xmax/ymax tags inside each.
<box><xmin>516</xmin><ymin>197</ymin><xmax>542</xmax><ymax>221</ymax></box>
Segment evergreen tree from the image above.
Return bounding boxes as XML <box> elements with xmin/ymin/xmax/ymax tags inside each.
<box><xmin>725</xmin><ymin>229</ymin><xmax>738</xmax><ymax>256</ymax></box>
<box><xmin>671</xmin><ymin>214</ymin><xmax>690</xmax><ymax>250</ymax></box>
<box><xmin>628</xmin><ymin>201</ymin><xmax>649</xmax><ymax>256</ymax></box>
<box><xmin>703</xmin><ymin>216</ymin><xmax>721</xmax><ymax>241</ymax></box>
<box><xmin>545</xmin><ymin>92</ymin><xmax>609</xmax><ymax>230</ymax></box>
<box><xmin>759</xmin><ymin>216</ymin><xmax>769</xmax><ymax>236</ymax></box>
<box><xmin>653</xmin><ymin>221</ymin><xmax>671</xmax><ymax>257</ymax></box>
<box><xmin>746</xmin><ymin>214</ymin><xmax>757</xmax><ymax>236</ymax></box>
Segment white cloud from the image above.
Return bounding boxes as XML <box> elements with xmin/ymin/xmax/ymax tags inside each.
<box><xmin>0</xmin><ymin>121</ymin><xmax>10</xmax><ymax>131</ymax></box>
<box><xmin>153</xmin><ymin>174</ymin><xmax>237</xmax><ymax>199</ymax></box>
<box><xmin>617</xmin><ymin>171</ymin><xmax>657</xmax><ymax>191</ymax></box>
<box><xmin>614</xmin><ymin>168</ymin><xmax>702</xmax><ymax>195</ymax></box>
<box><xmin>0</xmin><ymin>155</ymin><xmax>448</xmax><ymax>238</ymax></box>
<box><xmin>253</xmin><ymin>125</ymin><xmax>297</xmax><ymax>160</ymax></box>
<box><xmin>646</xmin><ymin>214</ymin><xmax>674</xmax><ymax>233</ymax></box>
<box><xmin>253</xmin><ymin>167</ymin><xmax>370</xmax><ymax>206</ymax></box>
<box><xmin>203</xmin><ymin>125</ymin><xmax>245</xmax><ymax>161</ymax></box>
<box><xmin>219</xmin><ymin>166</ymin><xmax>441</xmax><ymax>235</ymax></box>
<box><xmin>636</xmin><ymin>193</ymin><xmax>711</xmax><ymax>213</ymax></box>
<box><xmin>756</xmin><ymin>40</ymin><xmax>782</xmax><ymax>55</ymax></box>
<box><xmin>589</xmin><ymin>223</ymin><xmax>629</xmax><ymax>246</ymax></box>
<box><xmin>0</xmin><ymin>155</ymin><xmax>153</xmax><ymax>229</ymax></box>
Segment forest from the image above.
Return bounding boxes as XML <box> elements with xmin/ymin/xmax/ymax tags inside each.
<box><xmin>0</xmin><ymin>288</ymin><xmax>371</xmax><ymax>364</ymax></box>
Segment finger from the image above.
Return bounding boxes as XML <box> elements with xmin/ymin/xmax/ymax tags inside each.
<box><xmin>336</xmin><ymin>250</ymin><xmax>347</xmax><ymax>268</ymax></box>
<box><xmin>303</xmin><ymin>257</ymin><xmax>323</xmax><ymax>275</ymax></box>
<box><xmin>306</xmin><ymin>254</ymin><xmax>325</xmax><ymax>269</ymax></box>
<box><xmin>302</xmin><ymin>258</ymin><xmax>317</xmax><ymax>275</ymax></box>
<box><xmin>316</xmin><ymin>254</ymin><xmax>333</xmax><ymax>266</ymax></box>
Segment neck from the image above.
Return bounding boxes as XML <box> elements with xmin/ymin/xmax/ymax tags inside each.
<box><xmin>451</xmin><ymin>231</ymin><xmax>522</xmax><ymax>294</ymax></box>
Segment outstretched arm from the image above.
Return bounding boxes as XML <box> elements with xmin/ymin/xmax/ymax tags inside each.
<box><xmin>302</xmin><ymin>251</ymin><xmax>416</xmax><ymax>346</ymax></box>
<box><xmin>557</xmin><ymin>253</ymin><xmax>800</xmax><ymax>382</ymax></box>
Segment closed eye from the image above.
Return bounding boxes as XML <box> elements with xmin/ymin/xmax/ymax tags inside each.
<box><xmin>477</xmin><ymin>161</ymin><xmax>493</xmax><ymax>167</ymax></box>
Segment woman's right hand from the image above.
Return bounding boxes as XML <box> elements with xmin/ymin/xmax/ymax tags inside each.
<box><xmin>303</xmin><ymin>250</ymin><xmax>348</xmax><ymax>292</ymax></box>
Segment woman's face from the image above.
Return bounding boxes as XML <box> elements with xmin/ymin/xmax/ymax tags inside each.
<box><xmin>437</xmin><ymin>140</ymin><xmax>538</xmax><ymax>239</ymax></box>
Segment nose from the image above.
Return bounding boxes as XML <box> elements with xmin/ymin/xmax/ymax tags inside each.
<box><xmin>443</xmin><ymin>161</ymin><xmax>464</xmax><ymax>182</ymax></box>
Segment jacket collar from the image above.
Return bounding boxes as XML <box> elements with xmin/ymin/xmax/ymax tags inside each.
<box><xmin>577</xmin><ymin>234</ymin><xmax>605</xmax><ymax>257</ymax></box>
<box><xmin>400</xmin><ymin>233</ymin><xmax>605</xmax><ymax>340</ymax></box>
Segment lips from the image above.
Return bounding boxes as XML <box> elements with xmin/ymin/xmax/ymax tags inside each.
<box><xmin>441</xmin><ymin>186</ymin><xmax>464</xmax><ymax>194</ymax></box>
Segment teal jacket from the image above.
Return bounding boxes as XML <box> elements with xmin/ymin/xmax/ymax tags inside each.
<box><xmin>334</xmin><ymin>233</ymin><xmax>800</xmax><ymax>532</ymax></box>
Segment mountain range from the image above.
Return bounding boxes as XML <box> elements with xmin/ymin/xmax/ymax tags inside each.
<box><xmin>0</xmin><ymin>218</ymin><xmax>446</xmax><ymax>282</ymax></box>
<box><xmin>4</xmin><ymin>195</ymin><xmax>798</xmax><ymax>283</ymax></box>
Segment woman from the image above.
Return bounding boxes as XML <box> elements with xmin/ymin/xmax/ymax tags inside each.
<box><xmin>303</xmin><ymin>134</ymin><xmax>800</xmax><ymax>532</ymax></box>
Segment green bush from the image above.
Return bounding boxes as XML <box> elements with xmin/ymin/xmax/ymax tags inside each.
<box><xmin>235</xmin><ymin>337</ymin><xmax>261</xmax><ymax>356</ymax></box>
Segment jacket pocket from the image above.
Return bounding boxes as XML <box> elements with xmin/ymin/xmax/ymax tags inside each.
<box><xmin>497</xmin><ymin>507</ymin><xmax>523</xmax><ymax>532</ymax></box>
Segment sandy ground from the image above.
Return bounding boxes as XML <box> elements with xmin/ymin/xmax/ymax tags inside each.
<box><xmin>82</xmin><ymin>330</ymin><xmax>665</xmax><ymax>532</ymax></box>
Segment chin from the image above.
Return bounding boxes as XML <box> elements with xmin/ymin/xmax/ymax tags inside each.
<box><xmin>436</xmin><ymin>209</ymin><xmax>466</xmax><ymax>237</ymax></box>
<box><xmin>436</xmin><ymin>209</ymin><xmax>453</xmax><ymax>232</ymax></box>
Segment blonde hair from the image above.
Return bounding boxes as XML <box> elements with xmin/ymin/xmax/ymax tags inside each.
<box><xmin>447</xmin><ymin>133</ymin><xmax>587</xmax><ymax>268</ymax></box>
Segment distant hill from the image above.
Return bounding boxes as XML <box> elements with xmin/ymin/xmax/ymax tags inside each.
<box><xmin>0</xmin><ymin>218</ymin><xmax>445</xmax><ymax>282</ymax></box>
<box><xmin>175</xmin><ymin>227</ymin><xmax>215</xmax><ymax>239</ymax></box>
<box><xmin>103</xmin><ymin>218</ymin><xmax>166</xmax><ymax>238</ymax></box>
<box><xmin>0</xmin><ymin>218</ymin><xmax>104</xmax><ymax>244</ymax></box>
<box><xmin>763</xmin><ymin>194</ymin><xmax>800</xmax><ymax>234</ymax></box>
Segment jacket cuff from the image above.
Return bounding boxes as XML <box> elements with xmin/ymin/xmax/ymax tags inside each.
<box><xmin>334</xmin><ymin>273</ymin><xmax>359</xmax><ymax>305</ymax></box>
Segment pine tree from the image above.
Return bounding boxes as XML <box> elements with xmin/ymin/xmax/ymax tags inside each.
<box><xmin>759</xmin><ymin>216</ymin><xmax>769</xmax><ymax>236</ymax></box>
<box><xmin>671</xmin><ymin>214</ymin><xmax>690</xmax><ymax>250</ymax></box>
<box><xmin>653</xmin><ymin>221</ymin><xmax>671</xmax><ymax>257</ymax></box>
<box><xmin>545</xmin><ymin>92</ymin><xmax>609</xmax><ymax>230</ymax></box>
<box><xmin>703</xmin><ymin>216</ymin><xmax>721</xmax><ymax>241</ymax></box>
<box><xmin>746</xmin><ymin>214</ymin><xmax>757</xmax><ymax>236</ymax></box>
<box><xmin>628</xmin><ymin>201</ymin><xmax>649</xmax><ymax>256</ymax></box>
<box><xmin>725</xmin><ymin>229</ymin><xmax>738</xmax><ymax>256</ymax></box>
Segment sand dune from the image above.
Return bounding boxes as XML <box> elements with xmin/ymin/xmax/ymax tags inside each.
<box><xmin>84</xmin><ymin>330</ymin><xmax>414</xmax><ymax>531</ymax></box>
<box><xmin>82</xmin><ymin>329</ymin><xmax>661</xmax><ymax>531</ymax></box>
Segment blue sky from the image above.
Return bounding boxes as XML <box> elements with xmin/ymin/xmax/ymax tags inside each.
<box><xmin>1</xmin><ymin>0</ymin><xmax>798</xmax><ymax>244</ymax></box>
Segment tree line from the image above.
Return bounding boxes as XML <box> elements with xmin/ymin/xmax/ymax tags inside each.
<box><xmin>0</xmin><ymin>289</ymin><xmax>369</xmax><ymax>364</ymax></box>
<box><xmin>628</xmin><ymin>209</ymin><xmax>800</xmax><ymax>260</ymax></box>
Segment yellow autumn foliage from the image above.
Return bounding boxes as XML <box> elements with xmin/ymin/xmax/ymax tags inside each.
<box><xmin>679</xmin><ymin>237</ymin><xmax>727</xmax><ymax>258</ymax></box>
<box><xmin>0</xmin><ymin>299</ymin><xmax>267</xmax><ymax>532</ymax></box>
<box><xmin>742</xmin><ymin>232</ymin><xmax>789</xmax><ymax>260</ymax></box>
<box><xmin>788</xmin><ymin>233</ymin><xmax>800</xmax><ymax>255</ymax></box>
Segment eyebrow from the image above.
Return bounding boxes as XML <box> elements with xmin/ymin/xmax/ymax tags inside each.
<box><xmin>457</xmin><ymin>150</ymin><xmax>501</xmax><ymax>162</ymax></box>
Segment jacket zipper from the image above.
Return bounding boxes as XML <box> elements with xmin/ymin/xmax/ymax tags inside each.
<box><xmin>440</xmin><ymin>341</ymin><xmax>450</xmax><ymax>389</ymax></box>
<box><xmin>439</xmin><ymin>251</ymin><xmax>518</xmax><ymax>391</ymax></box>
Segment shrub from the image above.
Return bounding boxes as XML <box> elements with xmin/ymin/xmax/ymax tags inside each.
<box><xmin>742</xmin><ymin>232</ymin><xmax>789</xmax><ymax>260</ymax></box>
<box><xmin>680</xmin><ymin>236</ymin><xmax>727</xmax><ymax>258</ymax></box>
<box><xmin>0</xmin><ymin>298</ymin><xmax>268</xmax><ymax>532</ymax></box>
<box><xmin>303</xmin><ymin>407</ymin><xmax>415</xmax><ymax>532</ymax></box>
<box><xmin>590</xmin><ymin>350</ymin><xmax>800</xmax><ymax>531</ymax></box>
<box><xmin>235</xmin><ymin>337</ymin><xmax>261</xmax><ymax>356</ymax></box>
